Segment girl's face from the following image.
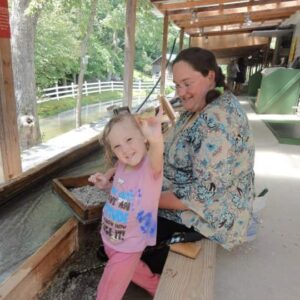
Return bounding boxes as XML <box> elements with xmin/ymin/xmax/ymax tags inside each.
<box><xmin>108</xmin><ymin>118</ymin><xmax>147</xmax><ymax>167</ymax></box>
<box><xmin>173</xmin><ymin>61</ymin><xmax>215</xmax><ymax>112</ymax></box>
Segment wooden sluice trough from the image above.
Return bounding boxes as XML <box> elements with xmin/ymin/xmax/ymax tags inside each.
<box><xmin>52</xmin><ymin>175</ymin><xmax>105</xmax><ymax>224</ymax></box>
<box><xmin>0</xmin><ymin>218</ymin><xmax>79</xmax><ymax>300</ymax></box>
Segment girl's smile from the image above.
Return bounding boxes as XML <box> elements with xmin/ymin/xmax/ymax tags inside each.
<box><xmin>108</xmin><ymin>118</ymin><xmax>147</xmax><ymax>167</ymax></box>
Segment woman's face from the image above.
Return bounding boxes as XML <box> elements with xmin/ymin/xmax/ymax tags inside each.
<box><xmin>173</xmin><ymin>61</ymin><xmax>215</xmax><ymax>112</ymax></box>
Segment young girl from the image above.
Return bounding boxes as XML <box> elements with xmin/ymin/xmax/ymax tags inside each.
<box><xmin>89</xmin><ymin>107</ymin><xmax>163</xmax><ymax>300</ymax></box>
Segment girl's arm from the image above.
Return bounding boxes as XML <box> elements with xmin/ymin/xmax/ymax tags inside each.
<box><xmin>138</xmin><ymin>106</ymin><xmax>164</xmax><ymax>174</ymax></box>
<box><xmin>88</xmin><ymin>167</ymin><xmax>116</xmax><ymax>191</ymax></box>
<box><xmin>147</xmin><ymin>136</ymin><xmax>164</xmax><ymax>175</ymax></box>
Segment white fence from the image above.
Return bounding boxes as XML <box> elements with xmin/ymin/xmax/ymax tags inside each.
<box><xmin>38</xmin><ymin>80</ymin><xmax>168</xmax><ymax>103</ymax></box>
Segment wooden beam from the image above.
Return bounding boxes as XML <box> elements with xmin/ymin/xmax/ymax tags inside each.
<box><xmin>189</xmin><ymin>25</ymin><xmax>277</xmax><ymax>37</ymax></box>
<box><xmin>179</xmin><ymin>28</ymin><xmax>184</xmax><ymax>51</ymax></box>
<box><xmin>160</xmin><ymin>13</ymin><xmax>169</xmax><ymax>96</ymax></box>
<box><xmin>159</xmin><ymin>95</ymin><xmax>176</xmax><ymax>126</ymax></box>
<box><xmin>154</xmin><ymin>0</ymin><xmax>297</xmax><ymax>11</ymax></box>
<box><xmin>150</xmin><ymin>0</ymin><xmax>299</xmax><ymax>36</ymax></box>
<box><xmin>123</xmin><ymin>0</ymin><xmax>137</xmax><ymax>109</ymax></box>
<box><xmin>191</xmin><ymin>34</ymin><xmax>269</xmax><ymax>51</ymax></box>
<box><xmin>176</xmin><ymin>6</ymin><xmax>300</xmax><ymax>28</ymax></box>
<box><xmin>0</xmin><ymin>37</ymin><xmax>22</xmax><ymax>182</ymax></box>
<box><xmin>172</xmin><ymin>4</ymin><xmax>299</xmax><ymax>23</ymax></box>
<box><xmin>186</xmin><ymin>20</ymin><xmax>282</xmax><ymax>36</ymax></box>
<box><xmin>0</xmin><ymin>218</ymin><xmax>78</xmax><ymax>300</ymax></box>
<box><xmin>163</xmin><ymin>0</ymin><xmax>297</xmax><ymax>16</ymax></box>
<box><xmin>0</xmin><ymin>135</ymin><xmax>101</xmax><ymax>206</ymax></box>
<box><xmin>155</xmin><ymin>0</ymin><xmax>246</xmax><ymax>11</ymax></box>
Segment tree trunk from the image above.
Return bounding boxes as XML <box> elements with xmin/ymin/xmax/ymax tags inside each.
<box><xmin>10</xmin><ymin>0</ymin><xmax>42</xmax><ymax>150</ymax></box>
<box><xmin>75</xmin><ymin>0</ymin><xmax>98</xmax><ymax>128</ymax></box>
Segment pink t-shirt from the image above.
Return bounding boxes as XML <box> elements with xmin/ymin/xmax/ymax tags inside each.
<box><xmin>101</xmin><ymin>155</ymin><xmax>162</xmax><ymax>253</ymax></box>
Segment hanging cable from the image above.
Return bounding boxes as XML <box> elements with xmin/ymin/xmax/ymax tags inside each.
<box><xmin>135</xmin><ymin>36</ymin><xmax>177</xmax><ymax>113</ymax></box>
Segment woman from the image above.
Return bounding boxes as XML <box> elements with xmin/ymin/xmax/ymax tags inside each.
<box><xmin>226</xmin><ymin>58</ymin><xmax>239</xmax><ymax>92</ymax></box>
<box><xmin>235</xmin><ymin>57</ymin><xmax>246</xmax><ymax>95</ymax></box>
<box><xmin>142</xmin><ymin>47</ymin><xmax>255</xmax><ymax>274</ymax></box>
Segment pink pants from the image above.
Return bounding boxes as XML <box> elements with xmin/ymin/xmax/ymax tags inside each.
<box><xmin>96</xmin><ymin>244</ymin><xmax>160</xmax><ymax>300</ymax></box>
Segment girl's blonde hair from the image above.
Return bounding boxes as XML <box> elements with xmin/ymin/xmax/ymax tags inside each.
<box><xmin>101</xmin><ymin>113</ymin><xmax>143</xmax><ymax>165</ymax></box>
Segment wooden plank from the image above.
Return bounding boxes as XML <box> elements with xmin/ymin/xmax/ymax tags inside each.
<box><xmin>53</xmin><ymin>178</ymin><xmax>88</xmax><ymax>220</ymax></box>
<box><xmin>176</xmin><ymin>6</ymin><xmax>300</xmax><ymax>28</ymax></box>
<box><xmin>0</xmin><ymin>218</ymin><xmax>78</xmax><ymax>300</ymax></box>
<box><xmin>179</xmin><ymin>28</ymin><xmax>184</xmax><ymax>51</ymax></box>
<box><xmin>190</xmin><ymin>34</ymin><xmax>269</xmax><ymax>51</ymax></box>
<box><xmin>0</xmin><ymin>38</ymin><xmax>22</xmax><ymax>181</ymax></box>
<box><xmin>154</xmin><ymin>239</ymin><xmax>217</xmax><ymax>300</ymax></box>
<box><xmin>160</xmin><ymin>96</ymin><xmax>176</xmax><ymax>126</ymax></box>
<box><xmin>160</xmin><ymin>13</ymin><xmax>169</xmax><ymax>96</ymax></box>
<box><xmin>123</xmin><ymin>0</ymin><xmax>137</xmax><ymax>109</ymax></box>
<box><xmin>0</xmin><ymin>136</ymin><xmax>100</xmax><ymax>206</ymax></box>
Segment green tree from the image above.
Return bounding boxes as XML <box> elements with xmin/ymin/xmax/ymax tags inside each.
<box><xmin>35</xmin><ymin>3</ymin><xmax>79</xmax><ymax>89</ymax></box>
<box><xmin>75</xmin><ymin>0</ymin><xmax>98</xmax><ymax>128</ymax></box>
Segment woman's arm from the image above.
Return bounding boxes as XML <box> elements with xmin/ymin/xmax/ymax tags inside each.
<box><xmin>159</xmin><ymin>191</ymin><xmax>189</xmax><ymax>210</ymax></box>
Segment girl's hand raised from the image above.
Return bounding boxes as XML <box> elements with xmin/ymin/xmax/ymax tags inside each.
<box><xmin>136</xmin><ymin>105</ymin><xmax>163</xmax><ymax>143</ymax></box>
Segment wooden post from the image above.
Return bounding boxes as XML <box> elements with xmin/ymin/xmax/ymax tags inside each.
<box><xmin>272</xmin><ymin>36</ymin><xmax>282</xmax><ymax>66</ymax></box>
<box><xmin>160</xmin><ymin>13</ymin><xmax>169</xmax><ymax>97</ymax></box>
<box><xmin>84</xmin><ymin>80</ymin><xmax>88</xmax><ymax>95</ymax></box>
<box><xmin>98</xmin><ymin>79</ymin><xmax>101</xmax><ymax>93</ymax></box>
<box><xmin>71</xmin><ymin>82</ymin><xmax>75</xmax><ymax>98</ymax></box>
<box><xmin>263</xmin><ymin>40</ymin><xmax>271</xmax><ymax>68</ymax></box>
<box><xmin>123</xmin><ymin>0</ymin><xmax>137</xmax><ymax>110</ymax></box>
<box><xmin>179</xmin><ymin>28</ymin><xmax>184</xmax><ymax>51</ymax></box>
<box><xmin>55</xmin><ymin>82</ymin><xmax>59</xmax><ymax>100</ymax></box>
<box><xmin>0</xmin><ymin>0</ymin><xmax>22</xmax><ymax>182</ymax></box>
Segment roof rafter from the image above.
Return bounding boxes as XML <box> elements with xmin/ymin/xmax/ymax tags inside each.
<box><xmin>169</xmin><ymin>0</ymin><xmax>299</xmax><ymax>20</ymax></box>
<box><xmin>175</xmin><ymin>6</ymin><xmax>300</xmax><ymax>28</ymax></box>
<box><xmin>149</xmin><ymin>0</ymin><xmax>299</xmax><ymax>59</ymax></box>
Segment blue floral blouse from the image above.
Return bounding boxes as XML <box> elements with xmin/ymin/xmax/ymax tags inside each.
<box><xmin>159</xmin><ymin>91</ymin><xmax>255</xmax><ymax>250</ymax></box>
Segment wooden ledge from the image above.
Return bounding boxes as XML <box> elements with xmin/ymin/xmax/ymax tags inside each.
<box><xmin>0</xmin><ymin>136</ymin><xmax>100</xmax><ymax>206</ymax></box>
<box><xmin>154</xmin><ymin>239</ymin><xmax>217</xmax><ymax>300</ymax></box>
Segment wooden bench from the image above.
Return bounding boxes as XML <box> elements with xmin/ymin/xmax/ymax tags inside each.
<box><xmin>154</xmin><ymin>239</ymin><xmax>217</xmax><ymax>300</ymax></box>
